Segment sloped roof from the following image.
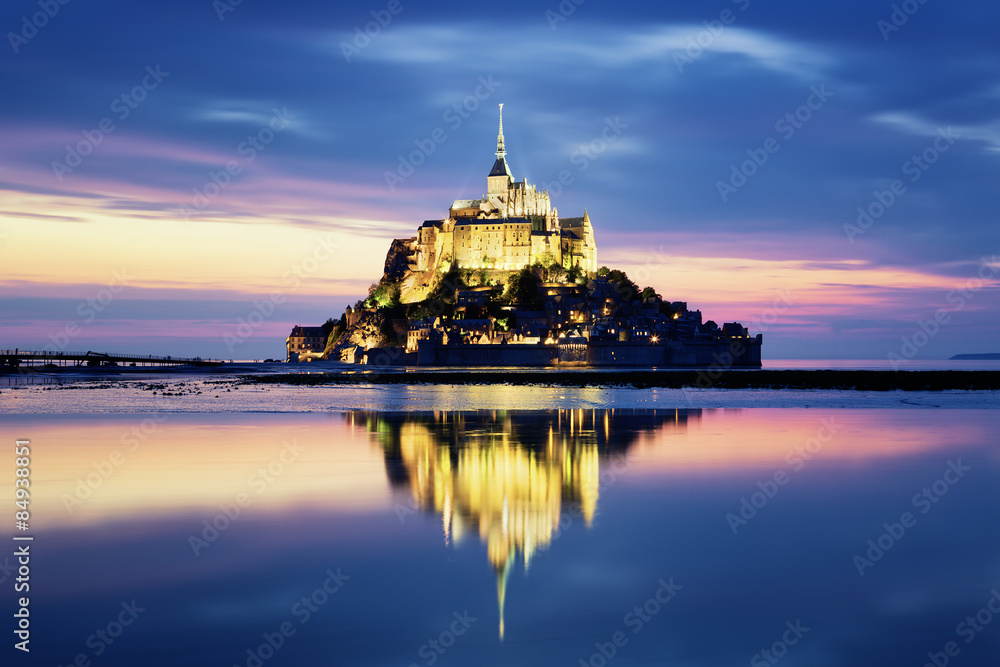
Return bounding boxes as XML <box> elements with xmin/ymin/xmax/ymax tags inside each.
<box><xmin>489</xmin><ymin>157</ymin><xmax>512</xmax><ymax>178</ymax></box>
<box><xmin>451</xmin><ymin>199</ymin><xmax>485</xmax><ymax>210</ymax></box>
<box><xmin>289</xmin><ymin>326</ymin><xmax>324</xmax><ymax>337</ymax></box>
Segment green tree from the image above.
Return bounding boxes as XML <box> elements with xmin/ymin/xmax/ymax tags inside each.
<box><xmin>363</xmin><ymin>282</ymin><xmax>379</xmax><ymax>308</ymax></box>
<box><xmin>323</xmin><ymin>317</ymin><xmax>345</xmax><ymax>352</ymax></box>
<box><xmin>548</xmin><ymin>262</ymin><xmax>567</xmax><ymax>283</ymax></box>
<box><xmin>605</xmin><ymin>269</ymin><xmax>639</xmax><ymax>301</ymax></box>
<box><xmin>366</xmin><ymin>280</ymin><xmax>402</xmax><ymax>308</ymax></box>
<box><xmin>428</xmin><ymin>264</ymin><xmax>465</xmax><ymax>304</ymax></box>
<box><xmin>537</xmin><ymin>251</ymin><xmax>556</xmax><ymax>267</ymax></box>
<box><xmin>320</xmin><ymin>317</ymin><xmax>336</xmax><ymax>339</ymax></box>
<box><xmin>504</xmin><ymin>267</ymin><xmax>539</xmax><ymax>306</ymax></box>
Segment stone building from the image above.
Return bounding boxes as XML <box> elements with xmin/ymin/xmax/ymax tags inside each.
<box><xmin>285</xmin><ymin>325</ymin><xmax>325</xmax><ymax>362</ymax></box>
<box><xmin>407</xmin><ymin>105</ymin><xmax>597</xmax><ymax>274</ymax></box>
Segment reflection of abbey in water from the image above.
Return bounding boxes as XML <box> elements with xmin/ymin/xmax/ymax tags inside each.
<box><xmin>348</xmin><ymin>409</ymin><xmax>700</xmax><ymax>638</ymax></box>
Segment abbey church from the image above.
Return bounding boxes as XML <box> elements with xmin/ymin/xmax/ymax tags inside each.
<box><xmin>407</xmin><ymin>105</ymin><xmax>597</xmax><ymax>274</ymax></box>
<box><xmin>321</xmin><ymin>105</ymin><xmax>762</xmax><ymax>368</ymax></box>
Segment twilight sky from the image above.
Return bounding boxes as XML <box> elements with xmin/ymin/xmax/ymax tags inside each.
<box><xmin>1</xmin><ymin>0</ymin><xmax>997</xmax><ymax>360</ymax></box>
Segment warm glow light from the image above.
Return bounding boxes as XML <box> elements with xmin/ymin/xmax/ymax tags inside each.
<box><xmin>374</xmin><ymin>411</ymin><xmax>603</xmax><ymax>639</ymax></box>
<box><xmin>15</xmin><ymin>414</ymin><xmax>392</xmax><ymax>529</ymax></box>
<box><xmin>0</xmin><ymin>200</ymin><xmax>383</xmax><ymax>298</ymax></box>
<box><xmin>624</xmin><ymin>409</ymin><xmax>987</xmax><ymax>473</ymax></box>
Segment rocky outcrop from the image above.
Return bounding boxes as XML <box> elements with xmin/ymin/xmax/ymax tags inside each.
<box><xmin>325</xmin><ymin>309</ymin><xmax>389</xmax><ymax>362</ymax></box>
<box><xmin>383</xmin><ymin>238</ymin><xmax>416</xmax><ymax>282</ymax></box>
<box><xmin>399</xmin><ymin>269</ymin><xmax>436</xmax><ymax>304</ymax></box>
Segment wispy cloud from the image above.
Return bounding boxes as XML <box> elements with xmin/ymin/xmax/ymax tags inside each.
<box><xmin>333</xmin><ymin>23</ymin><xmax>833</xmax><ymax>81</ymax></box>
<box><xmin>872</xmin><ymin>111</ymin><xmax>1000</xmax><ymax>153</ymax></box>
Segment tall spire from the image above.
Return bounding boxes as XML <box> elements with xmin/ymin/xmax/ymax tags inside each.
<box><xmin>496</xmin><ymin>103</ymin><xmax>506</xmax><ymax>160</ymax></box>
<box><xmin>488</xmin><ymin>103</ymin><xmax>513</xmax><ymax>187</ymax></box>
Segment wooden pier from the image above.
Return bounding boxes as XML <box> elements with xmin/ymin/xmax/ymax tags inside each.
<box><xmin>0</xmin><ymin>349</ymin><xmax>223</xmax><ymax>370</ymax></box>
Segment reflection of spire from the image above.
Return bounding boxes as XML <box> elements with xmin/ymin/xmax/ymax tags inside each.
<box><xmin>442</xmin><ymin>489</ymin><xmax>452</xmax><ymax>546</ymax></box>
<box><xmin>496</xmin><ymin>103</ymin><xmax>506</xmax><ymax>159</ymax></box>
<box><xmin>496</xmin><ymin>549</ymin><xmax>512</xmax><ymax>640</ymax></box>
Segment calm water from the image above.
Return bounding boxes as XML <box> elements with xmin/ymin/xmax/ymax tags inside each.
<box><xmin>3</xmin><ymin>404</ymin><xmax>999</xmax><ymax>666</ymax></box>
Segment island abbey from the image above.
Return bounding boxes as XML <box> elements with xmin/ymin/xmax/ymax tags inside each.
<box><xmin>304</xmin><ymin>104</ymin><xmax>762</xmax><ymax>368</ymax></box>
<box><xmin>407</xmin><ymin>104</ymin><xmax>597</xmax><ymax>274</ymax></box>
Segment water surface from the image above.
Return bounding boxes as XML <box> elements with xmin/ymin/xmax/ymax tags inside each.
<box><xmin>4</xmin><ymin>408</ymin><xmax>998</xmax><ymax>665</ymax></box>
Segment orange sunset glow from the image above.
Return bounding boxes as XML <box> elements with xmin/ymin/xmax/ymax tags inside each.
<box><xmin>9</xmin><ymin>409</ymin><xmax>989</xmax><ymax>532</ymax></box>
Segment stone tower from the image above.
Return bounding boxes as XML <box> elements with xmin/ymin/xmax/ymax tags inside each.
<box><xmin>487</xmin><ymin>103</ymin><xmax>513</xmax><ymax>199</ymax></box>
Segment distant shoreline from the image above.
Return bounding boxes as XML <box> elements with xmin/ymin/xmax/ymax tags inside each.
<box><xmin>243</xmin><ymin>369</ymin><xmax>1000</xmax><ymax>391</ymax></box>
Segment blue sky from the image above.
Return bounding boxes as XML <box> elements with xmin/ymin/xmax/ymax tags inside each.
<box><xmin>0</xmin><ymin>0</ymin><xmax>997</xmax><ymax>359</ymax></box>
